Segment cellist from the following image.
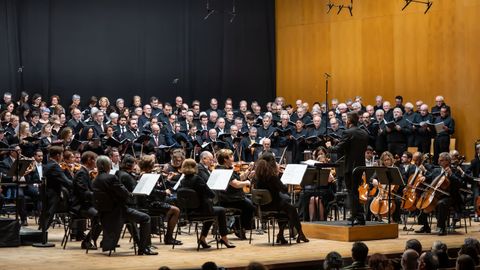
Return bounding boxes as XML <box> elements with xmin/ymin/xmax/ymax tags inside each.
<box><xmin>415</xmin><ymin>152</ymin><xmax>461</xmax><ymax>236</ymax></box>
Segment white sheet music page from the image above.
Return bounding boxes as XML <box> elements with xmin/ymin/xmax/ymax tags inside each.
<box><xmin>132</xmin><ymin>173</ymin><xmax>160</xmax><ymax>196</ymax></box>
<box><xmin>281</xmin><ymin>164</ymin><xmax>308</xmax><ymax>185</ymax></box>
<box><xmin>207</xmin><ymin>169</ymin><xmax>234</xmax><ymax>190</ymax></box>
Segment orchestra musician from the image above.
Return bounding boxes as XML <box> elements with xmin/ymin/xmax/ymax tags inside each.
<box><xmin>178</xmin><ymin>158</ymin><xmax>235</xmax><ymax>248</ymax></box>
<box><xmin>92</xmin><ymin>155</ymin><xmax>158</xmax><ymax>255</ymax></box>
<box><xmin>415</xmin><ymin>152</ymin><xmax>461</xmax><ymax>235</ymax></box>
<box><xmin>254</xmin><ymin>152</ymin><xmax>309</xmax><ymax>244</ymax></box>
<box><xmin>327</xmin><ymin>111</ymin><xmax>369</xmax><ymax>225</ymax></box>
<box><xmin>38</xmin><ymin>146</ymin><xmax>73</xmax><ymax>232</ymax></box>
<box><xmin>466</xmin><ymin>142</ymin><xmax>480</xmax><ymax>221</ymax></box>
<box><xmin>197</xmin><ymin>151</ymin><xmax>214</xmax><ymax>183</ymax></box>
<box><xmin>215</xmin><ymin>149</ymin><xmax>255</xmax><ymax>240</ymax></box>
<box><xmin>71</xmin><ymin>151</ymin><xmax>101</xmax><ymax>250</ymax></box>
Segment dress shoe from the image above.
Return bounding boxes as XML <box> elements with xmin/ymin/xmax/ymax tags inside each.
<box><xmin>275</xmin><ymin>235</ymin><xmax>288</xmax><ymax>245</ymax></box>
<box><xmin>164</xmin><ymin>238</ymin><xmax>183</xmax><ymax>245</ymax></box>
<box><xmin>197</xmin><ymin>239</ymin><xmax>211</xmax><ymax>249</ymax></box>
<box><xmin>437</xmin><ymin>228</ymin><xmax>447</xmax><ymax>236</ymax></box>
<box><xmin>138</xmin><ymin>247</ymin><xmax>158</xmax><ymax>256</ymax></box>
<box><xmin>234</xmin><ymin>229</ymin><xmax>247</xmax><ymax>240</ymax></box>
<box><xmin>81</xmin><ymin>241</ymin><xmax>97</xmax><ymax>250</ymax></box>
<box><xmin>352</xmin><ymin>219</ymin><xmax>366</xmax><ymax>226</ymax></box>
<box><xmin>296</xmin><ymin>233</ymin><xmax>309</xmax><ymax>243</ymax></box>
<box><xmin>414</xmin><ymin>226</ymin><xmax>431</xmax><ymax>234</ymax></box>
<box><xmin>219</xmin><ymin>239</ymin><xmax>236</xmax><ymax>248</ymax></box>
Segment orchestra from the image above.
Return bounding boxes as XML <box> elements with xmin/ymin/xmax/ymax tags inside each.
<box><xmin>0</xmin><ymin>91</ymin><xmax>477</xmax><ymax>257</ymax></box>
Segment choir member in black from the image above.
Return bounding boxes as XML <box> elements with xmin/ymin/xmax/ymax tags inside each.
<box><xmin>372</xmin><ymin>109</ymin><xmax>388</xmax><ymax>155</ymax></box>
<box><xmin>18</xmin><ymin>121</ymin><xmax>39</xmax><ymax>158</ymax></box>
<box><xmin>328</xmin><ymin>112</ymin><xmax>369</xmax><ymax>225</ymax></box>
<box><xmin>292</xmin><ymin>119</ymin><xmax>307</xmax><ymax>164</ymax></box>
<box><xmin>30</xmin><ymin>111</ymin><xmax>42</xmax><ymax>135</ymax></box>
<box><xmin>71</xmin><ymin>151</ymin><xmax>101</xmax><ymax>250</ymax></box>
<box><xmin>414</xmin><ymin>104</ymin><xmax>434</xmax><ymax>154</ymax></box>
<box><xmin>92</xmin><ymin>110</ymin><xmax>108</xmax><ymax>137</ymax></box>
<box><xmin>79</xmin><ymin>126</ymin><xmax>104</xmax><ymax>155</ymax></box>
<box><xmin>67</xmin><ymin>108</ymin><xmax>83</xmax><ymax>130</ymax></box>
<box><xmin>215</xmin><ymin>117</ymin><xmax>228</xmax><ymax>135</ymax></box>
<box><xmin>92</xmin><ymin>155</ymin><xmax>157</xmax><ymax>255</ymax></box>
<box><xmin>59</xmin><ymin>127</ymin><xmax>73</xmax><ymax>148</ymax></box>
<box><xmin>197</xmin><ymin>114</ymin><xmax>210</xmax><ymax>135</ymax></box>
<box><xmin>431</xmin><ymin>95</ymin><xmax>450</xmax><ymax>116</ymax></box>
<box><xmin>328</xmin><ymin>117</ymin><xmax>345</xmax><ymax>138</ymax></box>
<box><xmin>382</xmin><ymin>101</ymin><xmax>394</xmax><ymax>121</ymax></box>
<box><xmin>115</xmin><ymin>115</ymin><xmax>129</xmax><ymax>137</ymax></box>
<box><xmin>433</xmin><ymin>106</ymin><xmax>455</xmax><ymax>164</ymax></box>
<box><xmin>145</xmin><ymin>124</ymin><xmax>168</xmax><ymax>162</ymax></box>
<box><xmin>257</xmin><ymin>115</ymin><xmax>276</xmax><ymax>140</ymax></box>
<box><xmin>136</xmin><ymin>155</ymin><xmax>182</xmax><ymax>245</ymax></box>
<box><xmin>254</xmin><ymin>152</ymin><xmax>309</xmax><ymax>244</ymax></box>
<box><xmin>240</xmin><ymin>127</ymin><xmax>260</xmax><ymax>162</ymax></box>
<box><xmin>307</xmin><ymin>115</ymin><xmax>326</xmax><ymax>138</ymax></box>
<box><xmin>403</xmin><ymin>103</ymin><xmax>418</xmax><ymax>147</ymax></box>
<box><xmin>415</xmin><ymin>152</ymin><xmax>460</xmax><ymax>235</ymax></box>
<box><xmin>39</xmin><ymin>122</ymin><xmax>57</xmax><ymax>152</ymax></box>
<box><xmin>216</xmin><ymin>149</ymin><xmax>255</xmax><ymax>239</ymax></box>
<box><xmin>178</xmin><ymin>158</ymin><xmax>235</xmax><ymax>248</ymax></box>
<box><xmin>197</xmin><ymin>151</ymin><xmax>214</xmax><ymax>183</ymax></box>
<box><xmin>38</xmin><ymin>146</ymin><xmax>73</xmax><ymax>231</ymax></box>
<box><xmin>385</xmin><ymin>108</ymin><xmax>410</xmax><ymax>157</ymax></box>
<box><xmin>258</xmin><ymin>138</ymin><xmax>279</xmax><ymax>158</ymax></box>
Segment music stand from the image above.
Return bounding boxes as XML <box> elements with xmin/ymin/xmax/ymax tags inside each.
<box><xmin>352</xmin><ymin>166</ymin><xmax>404</xmax><ymax>225</ymax></box>
<box><xmin>301</xmin><ymin>168</ymin><xmax>332</xmax><ymax>221</ymax></box>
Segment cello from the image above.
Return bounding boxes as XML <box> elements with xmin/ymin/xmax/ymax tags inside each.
<box><xmin>369</xmin><ymin>184</ymin><xmax>398</xmax><ymax>218</ymax></box>
<box><xmin>415</xmin><ymin>171</ymin><xmax>450</xmax><ymax>213</ymax></box>
<box><xmin>401</xmin><ymin>156</ymin><xmax>428</xmax><ymax>211</ymax></box>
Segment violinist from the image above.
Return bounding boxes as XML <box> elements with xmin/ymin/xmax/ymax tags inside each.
<box><xmin>399</xmin><ymin>152</ymin><xmax>417</xmax><ymax>181</ymax></box>
<box><xmin>449</xmin><ymin>150</ymin><xmax>471</xmax><ymax>227</ymax></box>
<box><xmin>197</xmin><ymin>151</ymin><xmax>214</xmax><ymax>183</ymax></box>
<box><xmin>136</xmin><ymin>155</ymin><xmax>182</xmax><ymax>245</ymax></box>
<box><xmin>415</xmin><ymin>152</ymin><xmax>461</xmax><ymax>235</ymax></box>
<box><xmin>216</xmin><ymin>149</ymin><xmax>255</xmax><ymax>240</ymax></box>
<box><xmin>108</xmin><ymin>148</ymin><xmax>120</xmax><ymax>174</ymax></box>
<box><xmin>71</xmin><ymin>151</ymin><xmax>101</xmax><ymax>250</ymax></box>
<box><xmin>254</xmin><ymin>152</ymin><xmax>309</xmax><ymax>244</ymax></box>
<box><xmin>61</xmin><ymin>150</ymin><xmax>78</xmax><ymax>180</ymax></box>
<box><xmin>162</xmin><ymin>149</ymin><xmax>185</xmax><ymax>191</ymax></box>
<box><xmin>365</xmin><ymin>146</ymin><xmax>377</xmax><ymax>167</ymax></box>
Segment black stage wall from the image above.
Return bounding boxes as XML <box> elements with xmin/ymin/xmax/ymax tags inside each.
<box><xmin>0</xmin><ymin>0</ymin><xmax>276</xmax><ymax>107</ymax></box>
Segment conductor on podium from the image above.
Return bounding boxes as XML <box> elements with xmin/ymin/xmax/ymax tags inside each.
<box><xmin>328</xmin><ymin>111</ymin><xmax>369</xmax><ymax>225</ymax></box>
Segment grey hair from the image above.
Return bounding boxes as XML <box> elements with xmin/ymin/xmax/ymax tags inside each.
<box><xmin>96</xmin><ymin>155</ymin><xmax>112</xmax><ymax>173</ymax></box>
<box><xmin>72</xmin><ymin>94</ymin><xmax>80</xmax><ymax>100</ymax></box>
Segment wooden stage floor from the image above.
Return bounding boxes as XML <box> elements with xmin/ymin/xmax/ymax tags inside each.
<box><xmin>0</xmin><ymin>218</ymin><xmax>477</xmax><ymax>270</ymax></box>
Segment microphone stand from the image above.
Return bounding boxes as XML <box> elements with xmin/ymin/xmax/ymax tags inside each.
<box><xmin>324</xmin><ymin>73</ymin><xmax>331</xmax><ymax>137</ymax></box>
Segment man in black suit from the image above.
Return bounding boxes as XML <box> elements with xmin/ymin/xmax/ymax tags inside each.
<box><xmin>92</xmin><ymin>110</ymin><xmax>108</xmax><ymax>137</ymax></box>
<box><xmin>67</xmin><ymin>108</ymin><xmax>83</xmax><ymax>132</ymax></box>
<box><xmin>92</xmin><ymin>155</ymin><xmax>157</xmax><ymax>255</ymax></box>
<box><xmin>72</xmin><ymin>151</ymin><xmax>101</xmax><ymax>250</ymax></box>
<box><xmin>197</xmin><ymin>151</ymin><xmax>214</xmax><ymax>183</ymax></box>
<box><xmin>38</xmin><ymin>146</ymin><xmax>73</xmax><ymax>231</ymax></box>
<box><xmin>328</xmin><ymin>111</ymin><xmax>369</xmax><ymax>225</ymax></box>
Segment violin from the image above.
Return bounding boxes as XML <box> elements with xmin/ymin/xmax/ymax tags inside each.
<box><xmin>89</xmin><ymin>169</ymin><xmax>98</xmax><ymax>179</ymax></box>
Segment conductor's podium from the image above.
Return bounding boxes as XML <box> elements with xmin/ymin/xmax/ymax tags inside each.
<box><xmin>301</xmin><ymin>220</ymin><xmax>398</xmax><ymax>242</ymax></box>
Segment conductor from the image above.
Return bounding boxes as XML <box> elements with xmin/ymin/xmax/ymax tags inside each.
<box><xmin>327</xmin><ymin>111</ymin><xmax>369</xmax><ymax>225</ymax></box>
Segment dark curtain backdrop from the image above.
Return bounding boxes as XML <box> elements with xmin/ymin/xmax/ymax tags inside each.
<box><xmin>0</xmin><ymin>0</ymin><xmax>275</xmax><ymax>108</ymax></box>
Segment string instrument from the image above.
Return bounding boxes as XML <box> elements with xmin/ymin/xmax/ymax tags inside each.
<box><xmin>415</xmin><ymin>171</ymin><xmax>450</xmax><ymax>213</ymax></box>
<box><xmin>89</xmin><ymin>168</ymin><xmax>98</xmax><ymax>179</ymax></box>
<box><xmin>369</xmin><ymin>184</ymin><xmax>398</xmax><ymax>217</ymax></box>
<box><xmin>401</xmin><ymin>167</ymin><xmax>425</xmax><ymax>211</ymax></box>
<box><xmin>60</xmin><ymin>162</ymin><xmax>82</xmax><ymax>177</ymax></box>
<box><xmin>358</xmin><ymin>173</ymin><xmax>377</xmax><ymax>204</ymax></box>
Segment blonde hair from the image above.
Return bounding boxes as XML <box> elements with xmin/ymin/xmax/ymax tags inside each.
<box><xmin>217</xmin><ymin>149</ymin><xmax>233</xmax><ymax>165</ymax></box>
<box><xmin>181</xmin><ymin>158</ymin><xmax>198</xmax><ymax>175</ymax></box>
<box><xmin>138</xmin><ymin>154</ymin><xmax>156</xmax><ymax>173</ymax></box>
<box><xmin>379</xmin><ymin>151</ymin><xmax>394</xmax><ymax>166</ymax></box>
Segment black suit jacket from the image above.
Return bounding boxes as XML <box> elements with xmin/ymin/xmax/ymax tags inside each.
<box><xmin>44</xmin><ymin>160</ymin><xmax>73</xmax><ymax>193</ymax></box>
<box><xmin>72</xmin><ymin>167</ymin><xmax>93</xmax><ymax>211</ymax></box>
<box><xmin>179</xmin><ymin>174</ymin><xmax>215</xmax><ymax>215</ymax></box>
<box><xmin>330</xmin><ymin>126</ymin><xmax>369</xmax><ymax>175</ymax></box>
<box><xmin>197</xmin><ymin>163</ymin><xmax>211</xmax><ymax>183</ymax></box>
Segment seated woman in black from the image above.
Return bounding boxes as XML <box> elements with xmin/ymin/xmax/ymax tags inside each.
<box><xmin>254</xmin><ymin>152</ymin><xmax>309</xmax><ymax>244</ymax></box>
<box><xmin>179</xmin><ymin>158</ymin><xmax>235</xmax><ymax>248</ymax></box>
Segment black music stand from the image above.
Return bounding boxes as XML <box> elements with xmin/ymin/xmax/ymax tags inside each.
<box><xmin>301</xmin><ymin>168</ymin><xmax>331</xmax><ymax>221</ymax></box>
<box><xmin>352</xmin><ymin>166</ymin><xmax>404</xmax><ymax>225</ymax></box>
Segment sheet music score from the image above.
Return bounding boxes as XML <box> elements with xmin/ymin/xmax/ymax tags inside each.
<box><xmin>207</xmin><ymin>169</ymin><xmax>233</xmax><ymax>190</ymax></box>
<box><xmin>434</xmin><ymin>122</ymin><xmax>445</xmax><ymax>133</ymax></box>
<box><xmin>280</xmin><ymin>164</ymin><xmax>308</xmax><ymax>185</ymax></box>
<box><xmin>132</xmin><ymin>173</ymin><xmax>160</xmax><ymax>196</ymax></box>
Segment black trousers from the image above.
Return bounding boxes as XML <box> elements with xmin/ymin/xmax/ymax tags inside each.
<box><xmin>17</xmin><ymin>185</ymin><xmax>40</xmax><ymax>222</ymax></box>
<box><xmin>125</xmin><ymin>208</ymin><xmax>151</xmax><ymax>250</ymax></box>
<box><xmin>219</xmin><ymin>198</ymin><xmax>255</xmax><ymax>230</ymax></box>
<box><xmin>418</xmin><ymin>197</ymin><xmax>450</xmax><ymax>230</ymax></box>
<box><xmin>38</xmin><ymin>189</ymin><xmax>61</xmax><ymax>231</ymax></box>
<box><xmin>345</xmin><ymin>172</ymin><xmax>364</xmax><ymax>220</ymax></box>
<box><xmin>79</xmin><ymin>207</ymin><xmax>102</xmax><ymax>243</ymax></box>
<box><xmin>201</xmin><ymin>206</ymin><xmax>228</xmax><ymax>237</ymax></box>
<box><xmin>415</xmin><ymin>135</ymin><xmax>431</xmax><ymax>154</ymax></box>
<box><xmin>0</xmin><ymin>192</ymin><xmax>4</xmax><ymax>213</ymax></box>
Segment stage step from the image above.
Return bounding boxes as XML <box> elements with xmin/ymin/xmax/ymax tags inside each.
<box><xmin>301</xmin><ymin>221</ymin><xmax>398</xmax><ymax>242</ymax></box>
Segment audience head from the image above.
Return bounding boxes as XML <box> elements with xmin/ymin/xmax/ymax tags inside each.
<box><xmin>401</xmin><ymin>249</ymin><xmax>419</xmax><ymax>270</ymax></box>
<box><xmin>456</xmin><ymin>255</ymin><xmax>475</xmax><ymax>270</ymax></box>
<box><xmin>368</xmin><ymin>253</ymin><xmax>392</xmax><ymax>270</ymax></box>
<box><xmin>351</xmin><ymin>241</ymin><xmax>369</xmax><ymax>263</ymax></box>
<box><xmin>323</xmin><ymin>251</ymin><xmax>343</xmax><ymax>270</ymax></box>
<box><xmin>405</xmin><ymin>239</ymin><xmax>422</xmax><ymax>255</ymax></box>
<box><xmin>418</xmin><ymin>251</ymin><xmax>439</xmax><ymax>270</ymax></box>
<box><xmin>246</xmin><ymin>262</ymin><xmax>268</xmax><ymax>270</ymax></box>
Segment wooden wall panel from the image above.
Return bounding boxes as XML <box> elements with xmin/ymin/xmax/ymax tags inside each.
<box><xmin>276</xmin><ymin>0</ymin><xmax>480</xmax><ymax>159</ymax></box>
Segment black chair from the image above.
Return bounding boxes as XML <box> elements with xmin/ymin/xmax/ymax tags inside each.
<box><xmin>249</xmin><ymin>189</ymin><xmax>290</xmax><ymax>246</ymax></box>
<box><xmin>173</xmin><ymin>188</ymin><xmax>218</xmax><ymax>251</ymax></box>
